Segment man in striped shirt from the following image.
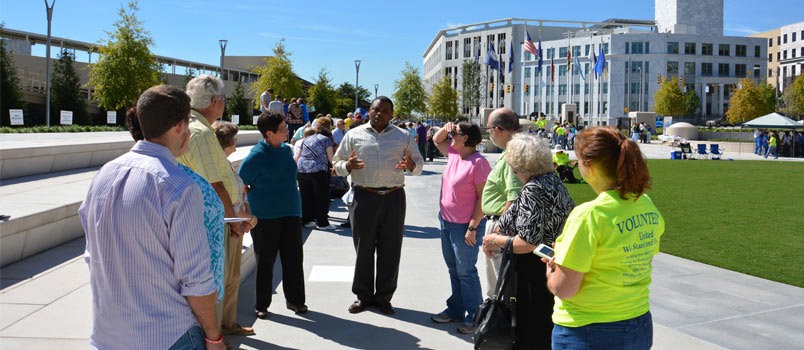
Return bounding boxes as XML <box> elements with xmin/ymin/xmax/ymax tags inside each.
<box><xmin>333</xmin><ymin>96</ymin><xmax>424</xmax><ymax>315</ymax></box>
<box><xmin>79</xmin><ymin>85</ymin><xmax>224</xmax><ymax>349</ymax></box>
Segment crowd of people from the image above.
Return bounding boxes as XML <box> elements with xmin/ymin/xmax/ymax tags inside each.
<box><xmin>80</xmin><ymin>75</ymin><xmax>664</xmax><ymax>349</ymax></box>
<box><xmin>753</xmin><ymin>128</ymin><xmax>804</xmax><ymax>158</ymax></box>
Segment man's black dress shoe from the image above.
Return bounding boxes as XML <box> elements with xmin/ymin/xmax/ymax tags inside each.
<box><xmin>348</xmin><ymin>300</ymin><xmax>369</xmax><ymax>314</ymax></box>
<box><xmin>376</xmin><ymin>303</ymin><xmax>395</xmax><ymax>315</ymax></box>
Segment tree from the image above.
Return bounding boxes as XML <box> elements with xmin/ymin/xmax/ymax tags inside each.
<box><xmin>224</xmin><ymin>81</ymin><xmax>251</xmax><ymax>124</ymax></box>
<box><xmin>0</xmin><ymin>29</ymin><xmax>27</xmax><ymax>126</ymax></box>
<box><xmin>87</xmin><ymin>0</ymin><xmax>160</xmax><ymax>113</ymax></box>
<box><xmin>781</xmin><ymin>74</ymin><xmax>804</xmax><ymax>119</ymax></box>
<box><xmin>333</xmin><ymin>82</ymin><xmax>370</xmax><ymax>117</ymax></box>
<box><xmin>652</xmin><ymin>77</ymin><xmax>685</xmax><ymax>116</ymax></box>
<box><xmin>392</xmin><ymin>62</ymin><xmax>427</xmax><ymax>118</ymax></box>
<box><xmin>249</xmin><ymin>39</ymin><xmax>303</xmax><ymax>107</ymax></box>
<box><xmin>726</xmin><ymin>78</ymin><xmax>774</xmax><ymax>123</ymax></box>
<box><xmin>758</xmin><ymin>81</ymin><xmax>777</xmax><ymax>113</ymax></box>
<box><xmin>684</xmin><ymin>89</ymin><xmax>700</xmax><ymax>116</ymax></box>
<box><xmin>182</xmin><ymin>67</ymin><xmax>196</xmax><ymax>90</ymax></box>
<box><xmin>307</xmin><ymin>68</ymin><xmax>337</xmax><ymax>116</ymax></box>
<box><xmin>51</xmin><ymin>49</ymin><xmax>89</xmax><ymax>125</ymax></box>
<box><xmin>461</xmin><ymin>59</ymin><xmax>484</xmax><ymax>118</ymax></box>
<box><xmin>428</xmin><ymin>76</ymin><xmax>459</xmax><ymax>121</ymax></box>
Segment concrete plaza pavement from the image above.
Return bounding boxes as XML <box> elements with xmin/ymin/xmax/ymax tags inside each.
<box><xmin>1</xmin><ymin>146</ymin><xmax>803</xmax><ymax>349</ymax></box>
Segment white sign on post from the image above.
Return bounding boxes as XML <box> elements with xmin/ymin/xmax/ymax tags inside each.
<box><xmin>231</xmin><ymin>115</ymin><xmax>239</xmax><ymax>125</ymax></box>
<box><xmin>9</xmin><ymin>109</ymin><xmax>24</xmax><ymax>125</ymax></box>
<box><xmin>253</xmin><ymin>115</ymin><xmax>259</xmax><ymax>125</ymax></box>
<box><xmin>60</xmin><ymin>110</ymin><xmax>73</xmax><ymax>125</ymax></box>
<box><xmin>107</xmin><ymin>111</ymin><xmax>117</xmax><ymax>124</ymax></box>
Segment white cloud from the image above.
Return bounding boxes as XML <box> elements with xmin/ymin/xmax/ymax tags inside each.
<box><xmin>725</xmin><ymin>25</ymin><xmax>759</xmax><ymax>35</ymax></box>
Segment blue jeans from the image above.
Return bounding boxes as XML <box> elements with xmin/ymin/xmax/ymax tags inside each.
<box><xmin>552</xmin><ymin>311</ymin><xmax>653</xmax><ymax>350</ymax></box>
<box><xmin>754</xmin><ymin>137</ymin><xmax>761</xmax><ymax>154</ymax></box>
<box><xmin>169</xmin><ymin>326</ymin><xmax>205</xmax><ymax>350</ymax></box>
<box><xmin>439</xmin><ymin>213</ymin><xmax>485</xmax><ymax>324</ymax></box>
<box><xmin>765</xmin><ymin>146</ymin><xmax>778</xmax><ymax>159</ymax></box>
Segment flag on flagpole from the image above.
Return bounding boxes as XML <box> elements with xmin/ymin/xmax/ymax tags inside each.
<box><xmin>595</xmin><ymin>43</ymin><xmax>606</xmax><ymax>78</ymax></box>
<box><xmin>484</xmin><ymin>42</ymin><xmax>499</xmax><ymax>70</ymax></box>
<box><xmin>567</xmin><ymin>48</ymin><xmax>572</xmax><ymax>67</ymax></box>
<box><xmin>537</xmin><ymin>37</ymin><xmax>543</xmax><ymax>74</ymax></box>
<box><xmin>575</xmin><ymin>55</ymin><xmax>585</xmax><ymax>81</ymax></box>
<box><xmin>590</xmin><ymin>45</ymin><xmax>598</xmax><ymax>79</ymax></box>
<box><xmin>550</xmin><ymin>58</ymin><xmax>555</xmax><ymax>83</ymax></box>
<box><xmin>508</xmin><ymin>41</ymin><xmax>514</xmax><ymax>73</ymax></box>
<box><xmin>523</xmin><ymin>31</ymin><xmax>538</xmax><ymax>56</ymax></box>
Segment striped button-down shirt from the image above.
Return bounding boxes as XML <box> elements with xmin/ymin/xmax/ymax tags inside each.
<box><xmin>79</xmin><ymin>141</ymin><xmax>216</xmax><ymax>350</ymax></box>
<box><xmin>333</xmin><ymin>123</ymin><xmax>423</xmax><ymax>187</ymax></box>
<box><xmin>177</xmin><ymin>111</ymin><xmax>238</xmax><ymax>203</ymax></box>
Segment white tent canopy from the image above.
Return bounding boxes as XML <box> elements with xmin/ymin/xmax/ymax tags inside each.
<box><xmin>741</xmin><ymin>113</ymin><xmax>804</xmax><ymax>130</ymax></box>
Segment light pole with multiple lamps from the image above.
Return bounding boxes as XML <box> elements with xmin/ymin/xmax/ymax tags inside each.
<box><xmin>219</xmin><ymin>39</ymin><xmax>228</xmax><ymax>82</ymax></box>
<box><xmin>354</xmin><ymin>60</ymin><xmax>361</xmax><ymax>110</ymax></box>
<box><xmin>374</xmin><ymin>83</ymin><xmax>378</xmax><ymax>99</ymax></box>
<box><xmin>44</xmin><ymin>0</ymin><xmax>56</xmax><ymax>126</ymax></box>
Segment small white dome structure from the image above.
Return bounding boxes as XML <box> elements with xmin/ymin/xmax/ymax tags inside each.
<box><xmin>665</xmin><ymin>122</ymin><xmax>698</xmax><ymax>140</ymax></box>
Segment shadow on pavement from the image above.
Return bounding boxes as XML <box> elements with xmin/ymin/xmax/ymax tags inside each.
<box><xmin>281</xmin><ymin>311</ymin><xmax>430</xmax><ymax>350</ymax></box>
<box><xmin>392</xmin><ymin>307</ymin><xmax>473</xmax><ymax>344</ymax></box>
<box><xmin>0</xmin><ymin>237</ymin><xmax>85</xmax><ymax>290</ymax></box>
<box><xmin>403</xmin><ymin>225</ymin><xmax>440</xmax><ymax>239</ymax></box>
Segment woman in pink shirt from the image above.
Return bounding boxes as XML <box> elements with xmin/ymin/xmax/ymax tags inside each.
<box><xmin>429</xmin><ymin>121</ymin><xmax>492</xmax><ymax>334</ymax></box>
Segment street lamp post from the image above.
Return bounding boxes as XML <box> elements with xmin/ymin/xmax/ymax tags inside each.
<box><xmin>219</xmin><ymin>39</ymin><xmax>228</xmax><ymax>82</ymax></box>
<box><xmin>374</xmin><ymin>83</ymin><xmax>378</xmax><ymax>99</ymax></box>
<box><xmin>44</xmin><ymin>0</ymin><xmax>55</xmax><ymax>126</ymax></box>
<box><xmin>354</xmin><ymin>60</ymin><xmax>361</xmax><ymax>110</ymax></box>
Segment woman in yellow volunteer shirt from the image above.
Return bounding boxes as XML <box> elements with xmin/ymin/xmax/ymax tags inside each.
<box><xmin>544</xmin><ymin>126</ymin><xmax>664</xmax><ymax>350</ymax></box>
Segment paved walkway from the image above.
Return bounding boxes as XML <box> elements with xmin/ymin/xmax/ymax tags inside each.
<box><xmin>1</xmin><ymin>148</ymin><xmax>803</xmax><ymax>349</ymax></box>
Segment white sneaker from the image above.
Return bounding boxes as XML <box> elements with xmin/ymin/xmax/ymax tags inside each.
<box><xmin>317</xmin><ymin>224</ymin><xmax>338</xmax><ymax>230</ymax></box>
<box><xmin>303</xmin><ymin>221</ymin><xmax>317</xmax><ymax>228</ymax></box>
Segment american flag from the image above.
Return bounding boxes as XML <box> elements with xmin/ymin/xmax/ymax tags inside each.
<box><xmin>523</xmin><ymin>31</ymin><xmax>538</xmax><ymax>56</ymax></box>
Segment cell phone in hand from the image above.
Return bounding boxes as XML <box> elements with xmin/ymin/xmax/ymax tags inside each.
<box><xmin>533</xmin><ymin>243</ymin><xmax>554</xmax><ymax>260</ymax></box>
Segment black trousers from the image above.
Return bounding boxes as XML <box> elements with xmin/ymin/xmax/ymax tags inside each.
<box><xmin>349</xmin><ymin>187</ymin><xmax>406</xmax><ymax>306</ymax></box>
<box><xmin>298</xmin><ymin>171</ymin><xmax>331</xmax><ymax>227</ymax></box>
<box><xmin>251</xmin><ymin>216</ymin><xmax>305</xmax><ymax>311</ymax></box>
<box><xmin>513</xmin><ymin>252</ymin><xmax>554</xmax><ymax>349</ymax></box>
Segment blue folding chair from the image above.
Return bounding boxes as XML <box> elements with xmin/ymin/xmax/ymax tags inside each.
<box><xmin>696</xmin><ymin>144</ymin><xmax>709</xmax><ymax>159</ymax></box>
<box><xmin>709</xmin><ymin>144</ymin><xmax>724</xmax><ymax>160</ymax></box>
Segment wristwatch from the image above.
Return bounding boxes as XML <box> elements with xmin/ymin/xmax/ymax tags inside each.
<box><xmin>468</xmin><ymin>226</ymin><xmax>477</xmax><ymax>232</ymax></box>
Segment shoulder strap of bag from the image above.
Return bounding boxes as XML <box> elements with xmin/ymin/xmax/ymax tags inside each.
<box><xmin>491</xmin><ymin>236</ymin><xmax>515</xmax><ymax>301</ymax></box>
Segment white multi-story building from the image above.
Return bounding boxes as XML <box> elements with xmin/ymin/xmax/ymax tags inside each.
<box><xmin>777</xmin><ymin>22</ymin><xmax>804</xmax><ymax>93</ymax></box>
<box><xmin>422</xmin><ymin>0</ymin><xmax>767</xmax><ymax>126</ymax></box>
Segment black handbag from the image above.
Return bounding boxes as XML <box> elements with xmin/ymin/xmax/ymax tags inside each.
<box><xmin>473</xmin><ymin>236</ymin><xmax>517</xmax><ymax>350</ymax></box>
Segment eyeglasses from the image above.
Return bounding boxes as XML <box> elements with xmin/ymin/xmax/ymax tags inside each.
<box><xmin>448</xmin><ymin>131</ymin><xmax>465</xmax><ymax>137</ymax></box>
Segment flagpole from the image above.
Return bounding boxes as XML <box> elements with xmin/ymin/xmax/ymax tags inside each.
<box><xmin>522</xmin><ymin>21</ymin><xmax>527</xmax><ymax>116</ymax></box>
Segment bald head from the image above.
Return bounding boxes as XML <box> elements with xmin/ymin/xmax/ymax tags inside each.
<box><xmin>489</xmin><ymin>107</ymin><xmax>520</xmax><ymax>132</ymax></box>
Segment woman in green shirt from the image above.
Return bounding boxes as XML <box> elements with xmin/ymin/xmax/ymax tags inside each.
<box><xmin>544</xmin><ymin>127</ymin><xmax>664</xmax><ymax>350</ymax></box>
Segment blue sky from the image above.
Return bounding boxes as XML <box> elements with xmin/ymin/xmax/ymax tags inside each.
<box><xmin>1</xmin><ymin>0</ymin><xmax>800</xmax><ymax>99</ymax></box>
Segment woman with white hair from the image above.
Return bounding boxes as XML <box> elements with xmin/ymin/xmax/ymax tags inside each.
<box><xmin>481</xmin><ymin>134</ymin><xmax>575</xmax><ymax>349</ymax></box>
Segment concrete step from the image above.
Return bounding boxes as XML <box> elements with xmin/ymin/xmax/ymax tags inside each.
<box><xmin>0</xmin><ymin>130</ymin><xmax>262</xmax><ymax>180</ymax></box>
<box><xmin>0</xmin><ymin>142</ymin><xmax>257</xmax><ymax>267</ymax></box>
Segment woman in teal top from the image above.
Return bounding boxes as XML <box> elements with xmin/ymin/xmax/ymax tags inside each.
<box><xmin>544</xmin><ymin>127</ymin><xmax>664</xmax><ymax>350</ymax></box>
<box><xmin>239</xmin><ymin>111</ymin><xmax>307</xmax><ymax>318</ymax></box>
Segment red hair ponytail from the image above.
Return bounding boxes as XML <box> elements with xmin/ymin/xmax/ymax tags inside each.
<box><xmin>575</xmin><ymin>127</ymin><xmax>651</xmax><ymax>200</ymax></box>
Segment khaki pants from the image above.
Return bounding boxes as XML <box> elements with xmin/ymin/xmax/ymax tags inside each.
<box><xmin>221</xmin><ymin>225</ymin><xmax>244</xmax><ymax>328</ymax></box>
<box><xmin>483</xmin><ymin>219</ymin><xmax>503</xmax><ymax>298</ymax></box>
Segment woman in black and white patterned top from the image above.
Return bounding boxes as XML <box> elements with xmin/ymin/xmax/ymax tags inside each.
<box><xmin>482</xmin><ymin>134</ymin><xmax>575</xmax><ymax>349</ymax></box>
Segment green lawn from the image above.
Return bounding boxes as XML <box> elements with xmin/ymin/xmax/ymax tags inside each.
<box><xmin>563</xmin><ymin>159</ymin><xmax>804</xmax><ymax>288</ymax></box>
